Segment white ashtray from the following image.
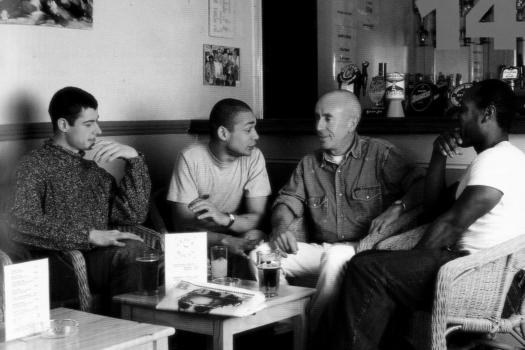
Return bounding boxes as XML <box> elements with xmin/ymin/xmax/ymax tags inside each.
<box><xmin>41</xmin><ymin>319</ymin><xmax>79</xmax><ymax>338</ymax></box>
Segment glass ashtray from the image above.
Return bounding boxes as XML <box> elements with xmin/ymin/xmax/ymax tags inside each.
<box><xmin>41</xmin><ymin>319</ymin><xmax>79</xmax><ymax>338</ymax></box>
<box><xmin>211</xmin><ymin>277</ymin><xmax>241</xmax><ymax>287</ymax></box>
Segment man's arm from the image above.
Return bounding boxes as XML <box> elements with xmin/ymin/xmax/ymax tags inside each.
<box><xmin>424</xmin><ymin>130</ymin><xmax>463</xmax><ymax>219</ymax></box>
<box><xmin>170</xmin><ymin>201</ymin><xmax>256</xmax><ymax>258</ymax></box>
<box><xmin>99</xmin><ymin>141</ymin><xmax>151</xmax><ymax>226</ymax></box>
<box><xmin>270</xmin><ymin>203</ymin><xmax>298</xmax><ymax>255</ymax></box>
<box><xmin>368</xmin><ymin>145</ymin><xmax>425</xmax><ymax>236</ymax></box>
<box><xmin>416</xmin><ymin>185</ymin><xmax>502</xmax><ymax>249</ymax></box>
<box><xmin>171</xmin><ymin>196</ymin><xmax>268</xmax><ymax>235</ymax></box>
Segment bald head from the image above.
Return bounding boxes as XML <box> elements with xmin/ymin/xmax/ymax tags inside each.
<box><xmin>316</xmin><ymin>90</ymin><xmax>362</xmax><ymax>124</ymax></box>
<box><xmin>315</xmin><ymin>90</ymin><xmax>362</xmax><ymax>155</ymax></box>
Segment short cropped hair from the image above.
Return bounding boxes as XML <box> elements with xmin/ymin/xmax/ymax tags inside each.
<box><xmin>209</xmin><ymin>98</ymin><xmax>252</xmax><ymax>139</ymax></box>
<box><xmin>464</xmin><ymin>79</ymin><xmax>517</xmax><ymax>132</ymax></box>
<box><xmin>48</xmin><ymin>87</ymin><xmax>98</xmax><ymax>132</ymax></box>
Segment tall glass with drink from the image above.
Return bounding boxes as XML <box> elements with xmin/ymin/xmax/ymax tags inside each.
<box><xmin>210</xmin><ymin>245</ymin><xmax>228</xmax><ymax>279</ymax></box>
<box><xmin>256</xmin><ymin>250</ymin><xmax>281</xmax><ymax>297</ymax></box>
<box><xmin>136</xmin><ymin>249</ymin><xmax>160</xmax><ymax>295</ymax></box>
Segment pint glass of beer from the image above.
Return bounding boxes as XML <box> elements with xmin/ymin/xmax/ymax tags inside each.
<box><xmin>136</xmin><ymin>249</ymin><xmax>160</xmax><ymax>295</ymax></box>
<box><xmin>256</xmin><ymin>250</ymin><xmax>281</xmax><ymax>297</ymax></box>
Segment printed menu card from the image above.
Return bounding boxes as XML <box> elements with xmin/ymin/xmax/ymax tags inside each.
<box><xmin>4</xmin><ymin>258</ymin><xmax>50</xmax><ymax>341</ymax></box>
<box><xmin>164</xmin><ymin>232</ymin><xmax>207</xmax><ymax>292</ymax></box>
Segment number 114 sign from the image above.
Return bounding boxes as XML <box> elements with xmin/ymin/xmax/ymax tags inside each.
<box><xmin>416</xmin><ymin>0</ymin><xmax>525</xmax><ymax>50</ymax></box>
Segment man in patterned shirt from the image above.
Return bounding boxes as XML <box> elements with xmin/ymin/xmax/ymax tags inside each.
<box><xmin>9</xmin><ymin>86</ymin><xmax>151</xmax><ymax>313</ymax></box>
<box><xmin>267</xmin><ymin>90</ymin><xmax>424</xmax><ymax>326</ymax></box>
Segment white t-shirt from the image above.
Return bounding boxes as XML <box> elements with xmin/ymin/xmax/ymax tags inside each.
<box><xmin>456</xmin><ymin>141</ymin><xmax>525</xmax><ymax>253</ymax></box>
<box><xmin>167</xmin><ymin>143</ymin><xmax>271</xmax><ymax>214</ymax></box>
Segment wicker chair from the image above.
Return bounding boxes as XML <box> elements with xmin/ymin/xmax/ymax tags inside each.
<box><xmin>0</xmin><ymin>248</ymin><xmax>12</xmax><ymax>324</ymax></box>
<box><xmin>428</xmin><ymin>234</ymin><xmax>525</xmax><ymax>350</ymax></box>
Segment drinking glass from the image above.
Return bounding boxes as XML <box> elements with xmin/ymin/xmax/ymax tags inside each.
<box><xmin>210</xmin><ymin>245</ymin><xmax>228</xmax><ymax>279</ymax></box>
<box><xmin>256</xmin><ymin>250</ymin><xmax>281</xmax><ymax>297</ymax></box>
<box><xmin>136</xmin><ymin>249</ymin><xmax>160</xmax><ymax>295</ymax></box>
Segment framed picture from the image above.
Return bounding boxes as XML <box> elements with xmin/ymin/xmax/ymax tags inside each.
<box><xmin>0</xmin><ymin>0</ymin><xmax>93</xmax><ymax>29</ymax></box>
<box><xmin>203</xmin><ymin>44</ymin><xmax>240</xmax><ymax>87</ymax></box>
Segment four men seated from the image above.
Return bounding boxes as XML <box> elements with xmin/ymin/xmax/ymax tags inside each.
<box><xmin>4</xmin><ymin>79</ymin><xmax>525</xmax><ymax>348</ymax></box>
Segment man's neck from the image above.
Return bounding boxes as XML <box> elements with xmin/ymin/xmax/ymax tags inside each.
<box><xmin>208</xmin><ymin>140</ymin><xmax>237</xmax><ymax>163</ymax></box>
<box><xmin>327</xmin><ymin>133</ymin><xmax>356</xmax><ymax>157</ymax></box>
<box><xmin>474</xmin><ymin>132</ymin><xmax>508</xmax><ymax>154</ymax></box>
<box><xmin>52</xmin><ymin>134</ymin><xmax>80</xmax><ymax>154</ymax></box>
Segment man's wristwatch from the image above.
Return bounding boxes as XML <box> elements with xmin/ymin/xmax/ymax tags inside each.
<box><xmin>393</xmin><ymin>199</ymin><xmax>407</xmax><ymax>211</ymax></box>
<box><xmin>225</xmin><ymin>213</ymin><xmax>235</xmax><ymax>228</ymax></box>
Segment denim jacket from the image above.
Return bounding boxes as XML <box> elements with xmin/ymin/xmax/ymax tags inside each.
<box><xmin>273</xmin><ymin>134</ymin><xmax>423</xmax><ymax>243</ymax></box>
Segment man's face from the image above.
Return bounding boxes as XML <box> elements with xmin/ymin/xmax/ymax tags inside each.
<box><xmin>458</xmin><ymin>98</ymin><xmax>483</xmax><ymax>148</ymax></box>
<box><xmin>225</xmin><ymin>111</ymin><xmax>259</xmax><ymax>156</ymax></box>
<box><xmin>315</xmin><ymin>98</ymin><xmax>355</xmax><ymax>154</ymax></box>
<box><xmin>63</xmin><ymin>107</ymin><xmax>102</xmax><ymax>151</ymax></box>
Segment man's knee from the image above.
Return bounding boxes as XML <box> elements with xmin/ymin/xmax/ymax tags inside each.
<box><xmin>323</xmin><ymin>244</ymin><xmax>356</xmax><ymax>265</ymax></box>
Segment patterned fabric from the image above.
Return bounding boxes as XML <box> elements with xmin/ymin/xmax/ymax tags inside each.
<box><xmin>9</xmin><ymin>139</ymin><xmax>151</xmax><ymax>251</ymax></box>
<box><xmin>274</xmin><ymin>134</ymin><xmax>424</xmax><ymax>243</ymax></box>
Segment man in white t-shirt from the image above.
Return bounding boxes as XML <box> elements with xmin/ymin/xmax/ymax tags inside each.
<box><xmin>168</xmin><ymin>99</ymin><xmax>271</xmax><ymax>270</ymax></box>
<box><xmin>312</xmin><ymin>79</ymin><xmax>525</xmax><ymax>350</ymax></box>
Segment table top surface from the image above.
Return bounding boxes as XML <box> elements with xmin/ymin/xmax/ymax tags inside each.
<box><xmin>114</xmin><ymin>280</ymin><xmax>316</xmax><ymax>311</ymax></box>
<box><xmin>0</xmin><ymin>308</ymin><xmax>175</xmax><ymax>350</ymax></box>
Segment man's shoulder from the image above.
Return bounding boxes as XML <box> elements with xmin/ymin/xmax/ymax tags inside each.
<box><xmin>178</xmin><ymin>143</ymin><xmax>211</xmax><ymax>164</ymax></box>
<box><xmin>360</xmin><ymin>136</ymin><xmax>396</xmax><ymax>150</ymax></box>
<box><xmin>17</xmin><ymin>145</ymin><xmax>53</xmax><ymax>173</ymax></box>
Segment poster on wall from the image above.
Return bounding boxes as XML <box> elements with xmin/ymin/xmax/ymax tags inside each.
<box><xmin>209</xmin><ymin>0</ymin><xmax>234</xmax><ymax>38</ymax></box>
<box><xmin>203</xmin><ymin>44</ymin><xmax>240</xmax><ymax>87</ymax></box>
<box><xmin>0</xmin><ymin>0</ymin><xmax>93</xmax><ymax>29</ymax></box>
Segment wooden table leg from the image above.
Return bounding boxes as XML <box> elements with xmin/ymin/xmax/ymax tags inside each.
<box><xmin>292</xmin><ymin>312</ymin><xmax>307</xmax><ymax>350</ymax></box>
<box><xmin>211</xmin><ymin>319</ymin><xmax>234</xmax><ymax>350</ymax></box>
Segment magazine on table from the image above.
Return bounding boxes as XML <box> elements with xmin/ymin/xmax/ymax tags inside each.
<box><xmin>156</xmin><ymin>280</ymin><xmax>266</xmax><ymax>317</ymax></box>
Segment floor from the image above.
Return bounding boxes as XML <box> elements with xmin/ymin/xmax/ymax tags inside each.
<box><xmin>171</xmin><ymin>324</ymin><xmax>293</xmax><ymax>350</ymax></box>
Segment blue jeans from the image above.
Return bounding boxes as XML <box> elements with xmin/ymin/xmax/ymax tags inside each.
<box><xmin>312</xmin><ymin>248</ymin><xmax>466</xmax><ymax>350</ymax></box>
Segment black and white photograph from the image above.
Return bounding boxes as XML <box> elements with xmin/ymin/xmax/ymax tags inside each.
<box><xmin>203</xmin><ymin>44</ymin><xmax>240</xmax><ymax>87</ymax></box>
<box><xmin>1</xmin><ymin>0</ymin><xmax>525</xmax><ymax>349</ymax></box>
<box><xmin>0</xmin><ymin>0</ymin><xmax>93</xmax><ymax>29</ymax></box>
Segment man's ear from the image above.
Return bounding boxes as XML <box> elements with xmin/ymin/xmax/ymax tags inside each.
<box><xmin>217</xmin><ymin>125</ymin><xmax>230</xmax><ymax>141</ymax></box>
<box><xmin>481</xmin><ymin>105</ymin><xmax>496</xmax><ymax>123</ymax></box>
<box><xmin>56</xmin><ymin>118</ymin><xmax>70</xmax><ymax>133</ymax></box>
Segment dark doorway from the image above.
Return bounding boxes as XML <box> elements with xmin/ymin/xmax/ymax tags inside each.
<box><xmin>262</xmin><ymin>0</ymin><xmax>318</xmax><ymax>119</ymax></box>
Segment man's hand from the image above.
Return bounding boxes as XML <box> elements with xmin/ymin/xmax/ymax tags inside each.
<box><xmin>220</xmin><ymin>236</ymin><xmax>252</xmax><ymax>258</ymax></box>
<box><xmin>242</xmin><ymin>229</ymin><xmax>265</xmax><ymax>250</ymax></box>
<box><xmin>88</xmin><ymin>229</ymin><xmax>143</xmax><ymax>247</ymax></box>
<box><xmin>188</xmin><ymin>197</ymin><xmax>230</xmax><ymax>226</ymax></box>
<box><xmin>270</xmin><ymin>229</ymin><xmax>298</xmax><ymax>257</ymax></box>
<box><xmin>368</xmin><ymin>203</ymin><xmax>404</xmax><ymax>236</ymax></box>
<box><xmin>92</xmin><ymin>140</ymin><xmax>139</xmax><ymax>163</ymax></box>
<box><xmin>434</xmin><ymin>129</ymin><xmax>463</xmax><ymax>158</ymax></box>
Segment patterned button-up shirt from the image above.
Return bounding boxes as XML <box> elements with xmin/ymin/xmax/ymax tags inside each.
<box><xmin>273</xmin><ymin>134</ymin><xmax>424</xmax><ymax>243</ymax></box>
<box><xmin>9</xmin><ymin>139</ymin><xmax>151</xmax><ymax>251</ymax></box>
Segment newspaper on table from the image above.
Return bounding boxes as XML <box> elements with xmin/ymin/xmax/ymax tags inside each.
<box><xmin>156</xmin><ymin>280</ymin><xmax>266</xmax><ymax>317</ymax></box>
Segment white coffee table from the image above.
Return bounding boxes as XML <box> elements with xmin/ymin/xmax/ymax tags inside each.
<box><xmin>113</xmin><ymin>281</ymin><xmax>315</xmax><ymax>350</ymax></box>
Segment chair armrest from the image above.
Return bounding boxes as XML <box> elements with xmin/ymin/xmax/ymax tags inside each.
<box><xmin>356</xmin><ymin>205</ymin><xmax>423</xmax><ymax>253</ymax></box>
<box><xmin>113</xmin><ymin>225</ymin><xmax>164</xmax><ymax>252</ymax></box>
<box><xmin>60</xmin><ymin>250</ymin><xmax>91</xmax><ymax>312</ymax></box>
<box><xmin>431</xmin><ymin>234</ymin><xmax>525</xmax><ymax>350</ymax></box>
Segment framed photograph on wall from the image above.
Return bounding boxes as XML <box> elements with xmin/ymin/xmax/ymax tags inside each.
<box><xmin>203</xmin><ymin>44</ymin><xmax>240</xmax><ymax>87</ymax></box>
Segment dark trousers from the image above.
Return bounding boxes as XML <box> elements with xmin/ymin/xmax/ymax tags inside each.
<box><xmin>27</xmin><ymin>240</ymin><xmax>146</xmax><ymax>315</ymax></box>
<box><xmin>312</xmin><ymin>248</ymin><xmax>465</xmax><ymax>350</ymax></box>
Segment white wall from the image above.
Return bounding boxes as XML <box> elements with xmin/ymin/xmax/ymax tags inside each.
<box><xmin>0</xmin><ymin>0</ymin><xmax>262</xmax><ymax>125</ymax></box>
